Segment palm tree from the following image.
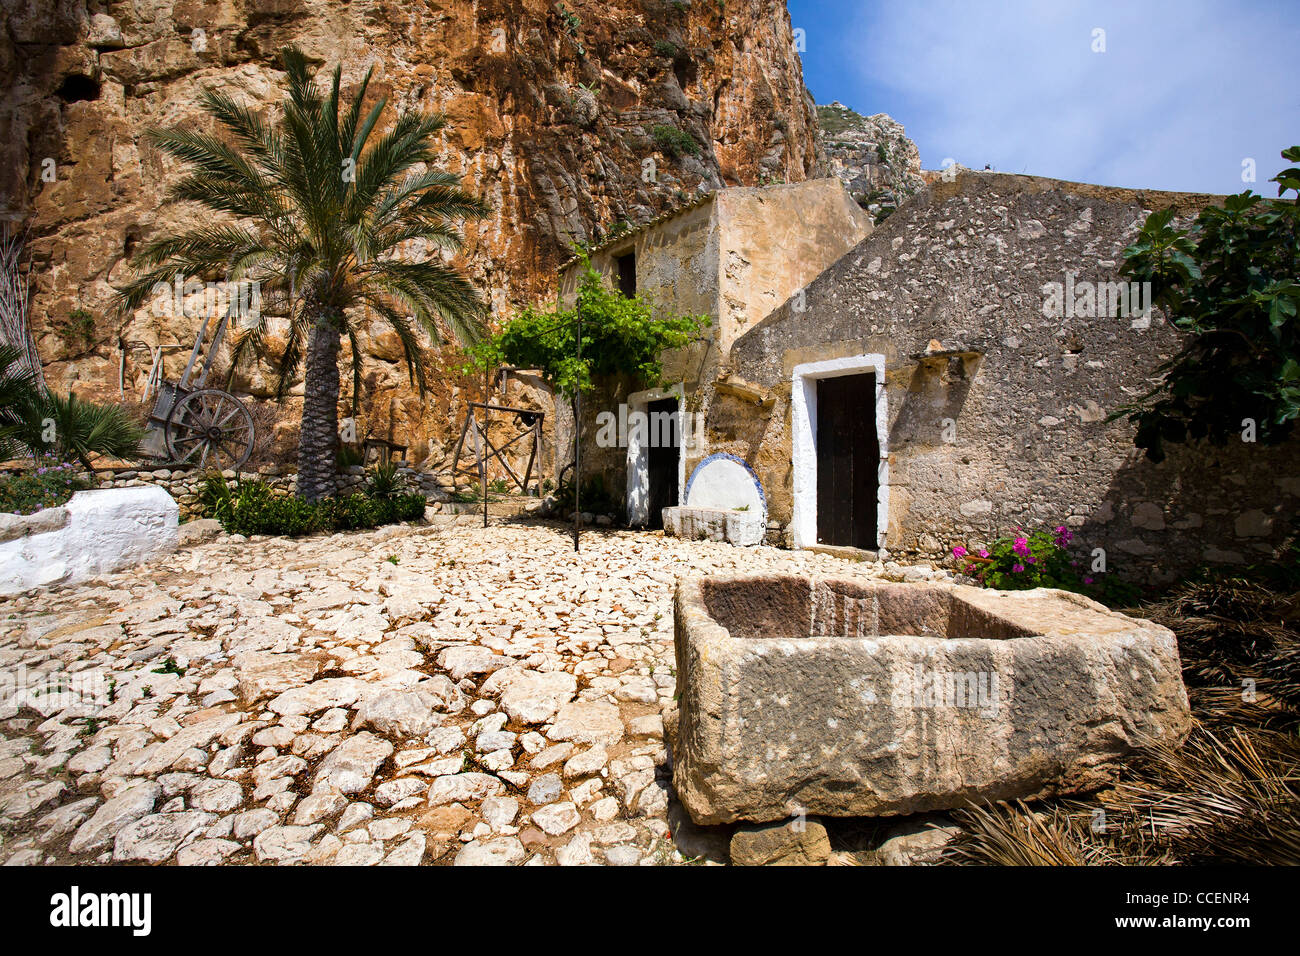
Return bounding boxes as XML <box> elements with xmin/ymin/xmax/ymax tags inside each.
<box><xmin>115</xmin><ymin>47</ymin><xmax>490</xmax><ymax>500</ymax></box>
<box><xmin>0</xmin><ymin>343</ymin><xmax>40</xmax><ymax>460</ymax></box>
<box><xmin>1</xmin><ymin>344</ymin><xmax>144</xmax><ymax>467</ymax></box>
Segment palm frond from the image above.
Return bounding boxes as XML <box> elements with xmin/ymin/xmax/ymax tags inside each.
<box><xmin>346</xmin><ymin>111</ymin><xmax>447</xmax><ymax>223</ymax></box>
<box><xmin>364</xmin><ymin>260</ymin><xmax>487</xmax><ymax>346</ymax></box>
<box><xmin>360</xmin><ymin>295</ymin><xmax>430</xmax><ymax>393</ymax></box>
<box><xmin>198</xmin><ymin>88</ymin><xmax>285</xmax><ymax>172</ymax></box>
<box><xmin>944</xmin><ymin>801</ymin><xmax>1087</xmax><ymax>866</ymax></box>
<box><xmin>339</xmin><ymin>62</ymin><xmax>377</xmax><ymax>152</ymax></box>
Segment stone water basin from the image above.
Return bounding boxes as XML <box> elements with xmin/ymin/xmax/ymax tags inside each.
<box><xmin>671</xmin><ymin>574</ymin><xmax>1191</xmax><ymax>825</ymax></box>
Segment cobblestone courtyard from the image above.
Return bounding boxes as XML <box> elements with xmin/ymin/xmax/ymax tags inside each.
<box><xmin>0</xmin><ymin>517</ymin><xmax>918</xmax><ymax>866</ymax></box>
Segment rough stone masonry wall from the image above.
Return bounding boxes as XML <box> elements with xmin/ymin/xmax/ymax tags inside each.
<box><xmin>722</xmin><ymin>171</ymin><xmax>1299</xmax><ymax>582</ymax></box>
<box><xmin>2</xmin><ymin>0</ymin><xmax>819</xmax><ymax>467</ymax></box>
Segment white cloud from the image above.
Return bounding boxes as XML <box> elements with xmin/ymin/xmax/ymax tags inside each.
<box><xmin>846</xmin><ymin>0</ymin><xmax>1299</xmax><ymax>193</ymax></box>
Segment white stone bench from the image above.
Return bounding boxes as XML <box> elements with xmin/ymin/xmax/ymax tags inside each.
<box><xmin>663</xmin><ymin>506</ymin><xmax>765</xmax><ymax>547</ymax></box>
<box><xmin>0</xmin><ymin>486</ymin><xmax>179</xmax><ymax>595</ymax></box>
<box><xmin>663</xmin><ymin>453</ymin><xmax>767</xmax><ymax>546</ymax></box>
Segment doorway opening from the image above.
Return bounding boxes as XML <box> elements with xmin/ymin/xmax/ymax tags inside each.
<box><xmin>644</xmin><ymin>397</ymin><xmax>679</xmax><ymax>529</ymax></box>
<box><xmin>626</xmin><ymin>384</ymin><xmax>685</xmax><ymax>527</ymax></box>
<box><xmin>815</xmin><ymin>373</ymin><xmax>879</xmax><ymax>548</ymax></box>
<box><xmin>615</xmin><ymin>252</ymin><xmax>637</xmax><ymax>297</ymax></box>
<box><xmin>790</xmin><ymin>355</ymin><xmax>888</xmax><ymax>551</ymax></box>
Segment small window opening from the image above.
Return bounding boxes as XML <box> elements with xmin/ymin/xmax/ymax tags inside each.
<box><xmin>615</xmin><ymin>251</ymin><xmax>636</xmax><ymax>298</ymax></box>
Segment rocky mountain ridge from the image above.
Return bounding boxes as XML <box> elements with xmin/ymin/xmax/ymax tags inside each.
<box><xmin>816</xmin><ymin>101</ymin><xmax>925</xmax><ymax>222</ymax></box>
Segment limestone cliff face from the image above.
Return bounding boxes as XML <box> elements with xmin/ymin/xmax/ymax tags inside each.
<box><xmin>1</xmin><ymin>0</ymin><xmax>819</xmax><ymax>464</ymax></box>
<box><xmin>816</xmin><ymin>102</ymin><xmax>923</xmax><ymax>223</ymax></box>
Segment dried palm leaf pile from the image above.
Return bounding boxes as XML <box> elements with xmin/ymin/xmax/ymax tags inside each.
<box><xmin>943</xmin><ymin>540</ymin><xmax>1300</xmax><ymax>865</ymax></box>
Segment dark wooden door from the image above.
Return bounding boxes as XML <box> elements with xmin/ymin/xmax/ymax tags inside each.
<box><xmin>646</xmin><ymin>398</ymin><xmax>679</xmax><ymax>529</ymax></box>
<box><xmin>816</xmin><ymin>374</ymin><xmax>879</xmax><ymax>548</ymax></box>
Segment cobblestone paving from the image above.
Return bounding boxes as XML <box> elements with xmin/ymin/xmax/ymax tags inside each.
<box><xmin>0</xmin><ymin>516</ymin><xmax>930</xmax><ymax>866</ymax></box>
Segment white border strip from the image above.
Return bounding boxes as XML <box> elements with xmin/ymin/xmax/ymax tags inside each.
<box><xmin>790</xmin><ymin>355</ymin><xmax>889</xmax><ymax>550</ymax></box>
<box><xmin>626</xmin><ymin>383</ymin><xmax>687</xmax><ymax>526</ymax></box>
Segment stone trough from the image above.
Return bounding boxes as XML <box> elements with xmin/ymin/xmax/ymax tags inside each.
<box><xmin>672</xmin><ymin>574</ymin><xmax>1192</xmax><ymax>825</ymax></box>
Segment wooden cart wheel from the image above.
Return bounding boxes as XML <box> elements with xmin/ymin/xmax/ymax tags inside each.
<box><xmin>165</xmin><ymin>388</ymin><xmax>256</xmax><ymax>471</ymax></box>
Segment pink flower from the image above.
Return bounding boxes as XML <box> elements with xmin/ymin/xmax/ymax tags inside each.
<box><xmin>1012</xmin><ymin>564</ymin><xmax>1025</xmax><ymax>573</ymax></box>
<box><xmin>978</xmin><ymin>549</ymin><xmax>990</xmax><ymax>558</ymax></box>
<box><xmin>1013</xmin><ymin>536</ymin><xmax>1030</xmax><ymax>558</ymax></box>
<box><xmin>952</xmin><ymin>546</ymin><xmax>968</xmax><ymax>558</ymax></box>
<box><xmin>1083</xmin><ymin>577</ymin><xmax>1094</xmax><ymax>584</ymax></box>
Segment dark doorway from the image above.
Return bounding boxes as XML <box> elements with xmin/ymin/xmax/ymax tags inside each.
<box><xmin>615</xmin><ymin>252</ymin><xmax>637</xmax><ymax>298</ymax></box>
<box><xmin>816</xmin><ymin>374</ymin><xmax>879</xmax><ymax>549</ymax></box>
<box><xmin>645</xmin><ymin>397</ymin><xmax>679</xmax><ymax>529</ymax></box>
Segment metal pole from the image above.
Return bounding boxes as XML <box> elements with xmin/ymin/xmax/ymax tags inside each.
<box><xmin>573</xmin><ymin>301</ymin><xmax>582</xmax><ymax>553</ymax></box>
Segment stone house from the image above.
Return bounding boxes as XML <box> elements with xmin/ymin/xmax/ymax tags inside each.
<box><xmin>568</xmin><ymin>170</ymin><xmax>1297</xmax><ymax>580</ymax></box>
<box><xmin>556</xmin><ymin>178</ymin><xmax>872</xmax><ymax>525</ymax></box>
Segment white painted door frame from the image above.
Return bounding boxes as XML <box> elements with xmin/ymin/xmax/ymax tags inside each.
<box><xmin>790</xmin><ymin>355</ymin><xmax>889</xmax><ymax>550</ymax></box>
<box><xmin>625</xmin><ymin>383</ymin><xmax>687</xmax><ymax>526</ymax></box>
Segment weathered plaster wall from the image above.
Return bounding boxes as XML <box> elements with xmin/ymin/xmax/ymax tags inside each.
<box><xmin>722</xmin><ymin>171</ymin><xmax>1298</xmax><ymax>580</ymax></box>
<box><xmin>714</xmin><ymin>180</ymin><xmax>872</xmax><ymax>355</ymax></box>
<box><xmin>0</xmin><ymin>486</ymin><xmax>178</xmax><ymax>595</ymax></box>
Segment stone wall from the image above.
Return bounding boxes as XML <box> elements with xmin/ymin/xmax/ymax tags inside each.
<box><xmin>721</xmin><ymin>170</ymin><xmax>1299</xmax><ymax>581</ymax></box>
<box><xmin>93</xmin><ymin>463</ymin><xmax>445</xmax><ymax>519</ymax></box>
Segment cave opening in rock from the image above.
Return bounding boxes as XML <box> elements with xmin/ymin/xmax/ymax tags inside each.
<box><xmin>55</xmin><ymin>74</ymin><xmax>101</xmax><ymax>103</ymax></box>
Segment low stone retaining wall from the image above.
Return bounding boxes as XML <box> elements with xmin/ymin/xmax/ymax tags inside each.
<box><xmin>95</xmin><ymin>465</ymin><xmax>449</xmax><ymax>518</ymax></box>
<box><xmin>672</xmin><ymin>573</ymin><xmax>1192</xmax><ymax>824</ymax></box>
<box><xmin>0</xmin><ymin>486</ymin><xmax>179</xmax><ymax>595</ymax></box>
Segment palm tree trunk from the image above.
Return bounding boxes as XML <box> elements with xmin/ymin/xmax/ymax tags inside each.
<box><xmin>297</xmin><ymin>312</ymin><xmax>341</xmax><ymax>501</ymax></box>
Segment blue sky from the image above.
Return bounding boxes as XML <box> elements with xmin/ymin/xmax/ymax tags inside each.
<box><xmin>787</xmin><ymin>0</ymin><xmax>1300</xmax><ymax>194</ymax></box>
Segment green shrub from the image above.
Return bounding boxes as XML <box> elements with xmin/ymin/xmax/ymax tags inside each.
<box><xmin>54</xmin><ymin>309</ymin><xmax>96</xmax><ymax>351</ymax></box>
<box><xmin>1</xmin><ymin>346</ymin><xmax>143</xmax><ymax>467</ymax></box>
<box><xmin>367</xmin><ymin>458</ymin><xmax>401</xmax><ymax>498</ymax></box>
<box><xmin>198</xmin><ymin>471</ymin><xmax>235</xmax><ymax>525</ymax></box>
<box><xmin>200</xmin><ymin>472</ymin><xmax>424</xmax><ymax>537</ymax></box>
<box><xmin>0</xmin><ymin>461</ymin><xmax>94</xmax><ymax>516</ymax></box>
<box><xmin>326</xmin><ymin>493</ymin><xmax>379</xmax><ymax>530</ymax></box>
<box><xmin>23</xmin><ymin>391</ymin><xmax>143</xmax><ymax>469</ymax></box>
<box><xmin>651</xmin><ymin>124</ymin><xmax>701</xmax><ymax>158</ymax></box>
<box><xmin>248</xmin><ymin>494</ymin><xmax>323</xmax><ymax>537</ymax></box>
<box><xmin>949</xmin><ymin>524</ymin><xmax>1141</xmax><ymax>607</ymax></box>
<box><xmin>653</xmin><ymin>40</ymin><xmax>680</xmax><ymax>58</ymax></box>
